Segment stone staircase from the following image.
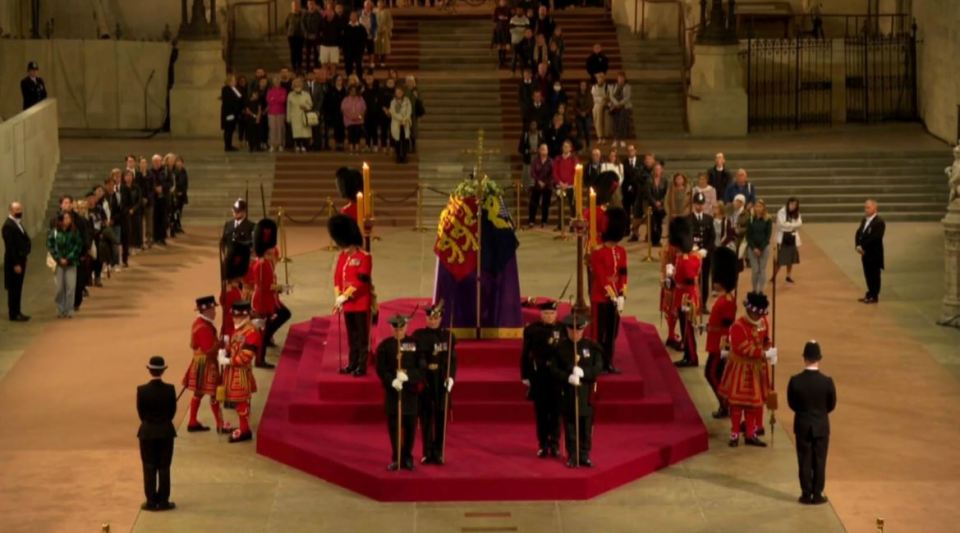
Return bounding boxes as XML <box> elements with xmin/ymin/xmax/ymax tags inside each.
<box><xmin>48</xmin><ymin>154</ymin><xmax>275</xmax><ymax>227</ymax></box>
<box><xmin>660</xmin><ymin>151</ymin><xmax>949</xmax><ymax>222</ymax></box>
<box><xmin>615</xmin><ymin>26</ymin><xmax>687</xmax><ymax>136</ymax></box>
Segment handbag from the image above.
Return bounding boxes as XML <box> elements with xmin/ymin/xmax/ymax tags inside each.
<box><xmin>305</xmin><ymin>111</ymin><xmax>320</xmax><ymax>127</ymax></box>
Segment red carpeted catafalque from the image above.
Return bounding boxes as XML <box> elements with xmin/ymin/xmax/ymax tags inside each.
<box><xmin>257</xmin><ymin>298</ymin><xmax>707</xmax><ymax>501</ymax></box>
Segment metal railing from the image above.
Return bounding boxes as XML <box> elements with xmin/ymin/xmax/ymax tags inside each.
<box><xmin>740</xmin><ymin>12</ymin><xmax>913</xmax><ymax>39</ymax></box>
<box><xmin>225</xmin><ymin>0</ymin><xmax>279</xmax><ymax>72</ymax></box>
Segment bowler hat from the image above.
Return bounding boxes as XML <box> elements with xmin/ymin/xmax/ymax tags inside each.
<box><xmin>147</xmin><ymin>355</ymin><xmax>168</xmax><ymax>370</ymax></box>
<box><xmin>388</xmin><ymin>314</ymin><xmax>409</xmax><ymax>328</ymax></box>
<box><xmin>803</xmin><ymin>340</ymin><xmax>822</xmax><ymax>361</ymax></box>
<box><xmin>561</xmin><ymin>313</ymin><xmax>589</xmax><ymax>329</ymax></box>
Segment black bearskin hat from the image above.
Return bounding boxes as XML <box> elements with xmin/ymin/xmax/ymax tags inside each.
<box><xmin>602</xmin><ymin>207</ymin><xmax>629</xmax><ymax>243</ymax></box>
<box><xmin>254</xmin><ymin>218</ymin><xmax>278</xmax><ymax>257</ymax></box>
<box><xmin>224</xmin><ymin>242</ymin><xmax>251</xmax><ymax>280</ymax></box>
<box><xmin>744</xmin><ymin>291</ymin><xmax>770</xmax><ymax>316</ymax></box>
<box><xmin>668</xmin><ymin>216</ymin><xmax>693</xmax><ymax>253</ymax></box>
<box><xmin>327</xmin><ymin>213</ymin><xmax>363</xmax><ymax>248</ymax></box>
<box><xmin>712</xmin><ymin>246</ymin><xmax>738</xmax><ymax>293</ymax></box>
<box><xmin>336</xmin><ymin>167</ymin><xmax>363</xmax><ymax>201</ymax></box>
<box><xmin>593</xmin><ymin>171</ymin><xmax>620</xmax><ymax>205</ymax></box>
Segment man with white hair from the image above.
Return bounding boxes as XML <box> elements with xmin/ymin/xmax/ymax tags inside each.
<box><xmin>723</xmin><ymin>168</ymin><xmax>756</xmax><ymax>206</ymax></box>
<box><xmin>708</xmin><ymin>152</ymin><xmax>732</xmax><ymax>196</ymax></box>
<box><xmin>854</xmin><ymin>199</ymin><xmax>885</xmax><ymax>304</ymax></box>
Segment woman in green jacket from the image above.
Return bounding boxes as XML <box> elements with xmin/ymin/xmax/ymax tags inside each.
<box><xmin>745</xmin><ymin>199</ymin><xmax>773</xmax><ymax>294</ymax></box>
<box><xmin>48</xmin><ymin>211</ymin><xmax>83</xmax><ymax>318</ymax></box>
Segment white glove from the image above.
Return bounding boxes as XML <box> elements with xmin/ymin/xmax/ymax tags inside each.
<box><xmin>572</xmin><ymin>366</ymin><xmax>584</xmax><ymax>378</ymax></box>
<box><xmin>720</xmin><ymin>350</ymin><xmax>730</xmax><ymax>360</ymax></box>
<box><xmin>616</xmin><ymin>296</ymin><xmax>625</xmax><ymax>313</ymax></box>
<box><xmin>334</xmin><ymin>294</ymin><xmax>348</xmax><ymax>308</ymax></box>
<box><xmin>521</xmin><ymin>379</ymin><xmax>530</xmax><ymax>387</ymax></box>
<box><xmin>391</xmin><ymin>378</ymin><xmax>403</xmax><ymax>391</ymax></box>
<box><xmin>396</xmin><ymin>370</ymin><xmax>409</xmax><ymax>383</ymax></box>
<box><xmin>251</xmin><ymin>318</ymin><xmax>266</xmax><ymax>330</ymax></box>
<box><xmin>765</xmin><ymin>347</ymin><xmax>778</xmax><ymax>365</ymax></box>
<box><xmin>568</xmin><ymin>374</ymin><xmax>581</xmax><ymax>386</ymax></box>
<box><xmin>445</xmin><ymin>377</ymin><xmax>454</xmax><ymax>392</ymax></box>
<box><xmin>217</xmin><ymin>349</ymin><xmax>230</xmax><ymax>367</ymax></box>
<box><xmin>222</xmin><ymin>335</ymin><xmax>230</xmax><ymax>344</ymax></box>
<box><xmin>665</xmin><ymin>264</ymin><xmax>676</xmax><ymax>277</ymax></box>
<box><xmin>697</xmin><ymin>248</ymin><xmax>708</xmax><ymax>259</ymax></box>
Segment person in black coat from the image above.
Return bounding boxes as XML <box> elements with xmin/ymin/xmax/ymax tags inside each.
<box><xmin>137</xmin><ymin>356</ymin><xmax>178</xmax><ymax>511</ymax></box>
<box><xmin>787</xmin><ymin>341</ymin><xmax>836</xmax><ymax>505</ymax></box>
<box><xmin>220</xmin><ymin>74</ymin><xmax>244</xmax><ymax>152</ymax></box>
<box><xmin>585</xmin><ymin>44</ymin><xmax>609</xmax><ymax>83</ymax></box>
<box><xmin>220</xmin><ymin>199</ymin><xmax>256</xmax><ymax>258</ymax></box>
<box><xmin>342</xmin><ymin>12</ymin><xmax>368</xmax><ymax>77</ymax></box>
<box><xmin>376</xmin><ymin>315</ymin><xmax>424</xmax><ymax>471</ymax></box>
<box><xmin>3</xmin><ymin>202</ymin><xmax>31</xmax><ymax>321</ymax></box>
<box><xmin>854</xmin><ymin>199</ymin><xmax>885</xmax><ymax>304</ymax></box>
<box><xmin>708</xmin><ymin>153</ymin><xmax>732</xmax><ymax>198</ymax></box>
<box><xmin>20</xmin><ymin>61</ymin><xmax>48</xmax><ymax>110</ymax></box>
<box><xmin>688</xmin><ymin>192</ymin><xmax>716</xmax><ymax>310</ymax></box>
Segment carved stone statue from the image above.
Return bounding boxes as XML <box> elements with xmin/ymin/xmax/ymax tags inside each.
<box><xmin>947</xmin><ymin>143</ymin><xmax>960</xmax><ymax>205</ymax></box>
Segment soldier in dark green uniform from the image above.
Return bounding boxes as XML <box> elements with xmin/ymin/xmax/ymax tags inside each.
<box><xmin>551</xmin><ymin>313</ymin><xmax>605</xmax><ymax>468</ymax></box>
<box><xmin>413</xmin><ymin>302</ymin><xmax>457</xmax><ymax>465</ymax></box>
<box><xmin>521</xmin><ymin>299</ymin><xmax>564</xmax><ymax>458</ymax></box>
<box><xmin>375</xmin><ymin>314</ymin><xmax>423</xmax><ymax>471</ymax></box>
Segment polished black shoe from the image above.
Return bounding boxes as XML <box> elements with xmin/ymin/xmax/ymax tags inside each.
<box><xmin>11</xmin><ymin>315</ymin><xmax>30</xmax><ymax>322</ymax></box>
<box><xmin>579</xmin><ymin>456</ymin><xmax>593</xmax><ymax>468</ymax></box>
<box><xmin>810</xmin><ymin>494</ymin><xmax>828</xmax><ymax>505</ymax></box>
<box><xmin>711</xmin><ymin>407</ymin><xmax>729</xmax><ymax>419</ymax></box>
<box><xmin>217</xmin><ymin>426</ymin><xmax>233</xmax><ymax>435</ymax></box>
<box><xmin>744</xmin><ymin>436</ymin><xmax>767</xmax><ymax>447</ymax></box>
<box><xmin>673</xmin><ymin>358</ymin><xmax>694</xmax><ymax>368</ymax></box>
<box><xmin>387</xmin><ymin>462</ymin><xmax>400</xmax><ymax>471</ymax></box>
<box><xmin>228</xmin><ymin>430</ymin><xmax>253</xmax><ymax>443</ymax></box>
<box><xmin>435</xmin><ymin>454</ymin><xmax>445</xmax><ymax>465</ymax></box>
<box><xmin>351</xmin><ymin>368</ymin><xmax>367</xmax><ymax>377</ymax></box>
<box><xmin>340</xmin><ymin>365</ymin><xmax>356</xmax><ymax>375</ymax></box>
<box><xmin>798</xmin><ymin>493</ymin><xmax>812</xmax><ymax>505</ymax></box>
<box><xmin>155</xmin><ymin>501</ymin><xmax>176</xmax><ymax>511</ymax></box>
<box><xmin>606</xmin><ymin>366</ymin><xmax>622</xmax><ymax>374</ymax></box>
<box><xmin>728</xmin><ymin>436</ymin><xmax>739</xmax><ymax>447</ymax></box>
<box><xmin>141</xmin><ymin>501</ymin><xmax>157</xmax><ymax>511</ymax></box>
<box><xmin>665</xmin><ymin>338</ymin><xmax>683</xmax><ymax>351</ymax></box>
<box><xmin>401</xmin><ymin>457</ymin><xmax>415</xmax><ymax>471</ymax></box>
<box><xmin>565</xmin><ymin>457</ymin><xmax>579</xmax><ymax>468</ymax></box>
<box><xmin>740</xmin><ymin>421</ymin><xmax>765</xmax><ymax>436</ymax></box>
<box><xmin>421</xmin><ymin>455</ymin><xmax>434</xmax><ymax>465</ymax></box>
<box><xmin>255</xmin><ymin>361</ymin><xmax>276</xmax><ymax>369</ymax></box>
<box><xmin>186</xmin><ymin>423</ymin><xmax>210</xmax><ymax>432</ymax></box>
<box><xmin>549</xmin><ymin>446</ymin><xmax>560</xmax><ymax>457</ymax></box>
<box><xmin>863</xmin><ymin>297</ymin><xmax>878</xmax><ymax>304</ymax></box>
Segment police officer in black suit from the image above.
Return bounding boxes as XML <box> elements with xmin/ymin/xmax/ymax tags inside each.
<box><xmin>552</xmin><ymin>313</ymin><xmax>604</xmax><ymax>468</ymax></box>
<box><xmin>137</xmin><ymin>356</ymin><xmax>178</xmax><ymax>511</ymax></box>
<box><xmin>376</xmin><ymin>315</ymin><xmax>424</xmax><ymax>471</ymax></box>
<box><xmin>787</xmin><ymin>341</ymin><xmax>837</xmax><ymax>505</ymax></box>
<box><xmin>20</xmin><ymin>61</ymin><xmax>48</xmax><ymax>110</ymax></box>
<box><xmin>413</xmin><ymin>303</ymin><xmax>457</xmax><ymax>465</ymax></box>
<box><xmin>3</xmin><ymin>202</ymin><xmax>31</xmax><ymax>321</ymax></box>
<box><xmin>220</xmin><ymin>199</ymin><xmax>256</xmax><ymax>254</ymax></box>
<box><xmin>521</xmin><ymin>299</ymin><xmax>563</xmax><ymax>458</ymax></box>
<box><xmin>855</xmin><ymin>199</ymin><xmax>885</xmax><ymax>304</ymax></box>
<box><xmin>687</xmin><ymin>192</ymin><xmax>715</xmax><ymax>311</ymax></box>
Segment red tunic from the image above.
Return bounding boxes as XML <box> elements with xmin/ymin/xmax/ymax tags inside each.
<box><xmin>251</xmin><ymin>257</ymin><xmax>278</xmax><ymax>316</ymax></box>
<box><xmin>220</xmin><ymin>285</ymin><xmax>242</xmax><ymax>339</ymax></box>
<box><xmin>589</xmin><ymin>244</ymin><xmax>627</xmax><ymax>304</ymax></box>
<box><xmin>671</xmin><ymin>252</ymin><xmax>702</xmax><ymax>316</ymax></box>
<box><xmin>334</xmin><ymin>248</ymin><xmax>373</xmax><ymax>313</ymax></box>
<box><xmin>582</xmin><ymin>206</ymin><xmax>609</xmax><ymax>241</ymax></box>
<box><xmin>224</xmin><ymin>321</ymin><xmax>261</xmax><ymax>402</ymax></box>
<box><xmin>659</xmin><ymin>245</ymin><xmax>679</xmax><ymax>314</ymax></box>
<box><xmin>183</xmin><ymin>316</ymin><xmax>221</xmax><ymax>395</ymax></box>
<box><xmin>706</xmin><ymin>292</ymin><xmax>737</xmax><ymax>353</ymax></box>
<box><xmin>717</xmin><ymin>316</ymin><xmax>771</xmax><ymax>407</ymax></box>
<box><xmin>242</xmin><ymin>259</ymin><xmax>257</xmax><ymax>299</ymax></box>
<box><xmin>340</xmin><ymin>202</ymin><xmax>358</xmax><ymax>222</ymax></box>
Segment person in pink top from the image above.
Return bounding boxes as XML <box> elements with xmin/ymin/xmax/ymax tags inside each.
<box><xmin>341</xmin><ymin>85</ymin><xmax>367</xmax><ymax>153</ymax></box>
<box><xmin>266</xmin><ymin>77</ymin><xmax>288</xmax><ymax>152</ymax></box>
<box><xmin>552</xmin><ymin>139</ymin><xmax>578</xmax><ymax>227</ymax></box>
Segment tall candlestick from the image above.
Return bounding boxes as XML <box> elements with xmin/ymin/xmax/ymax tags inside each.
<box><xmin>589</xmin><ymin>188</ymin><xmax>597</xmax><ymax>248</ymax></box>
<box><xmin>362</xmin><ymin>162</ymin><xmax>372</xmax><ymax>217</ymax></box>
<box><xmin>356</xmin><ymin>192</ymin><xmax>365</xmax><ymax>236</ymax></box>
<box><xmin>574</xmin><ymin>164</ymin><xmax>583</xmax><ymax>219</ymax></box>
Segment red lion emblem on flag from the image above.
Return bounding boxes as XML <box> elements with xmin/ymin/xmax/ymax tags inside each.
<box><xmin>434</xmin><ymin>196</ymin><xmax>480</xmax><ymax>281</ymax></box>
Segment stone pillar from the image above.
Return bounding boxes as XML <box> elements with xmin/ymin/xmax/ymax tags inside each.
<box><xmin>169</xmin><ymin>41</ymin><xmax>224</xmax><ymax>137</ymax></box>
<box><xmin>687</xmin><ymin>44</ymin><xmax>748</xmax><ymax>137</ymax></box>
<box><xmin>943</xmin><ymin>203</ymin><xmax>960</xmax><ymax>326</ymax></box>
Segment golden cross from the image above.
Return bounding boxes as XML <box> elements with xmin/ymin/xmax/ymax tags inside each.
<box><xmin>462</xmin><ymin>129</ymin><xmax>499</xmax><ymax>180</ymax></box>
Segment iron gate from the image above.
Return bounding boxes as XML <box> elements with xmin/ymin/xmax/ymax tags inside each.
<box><xmin>745</xmin><ymin>38</ymin><xmax>834</xmax><ymax>131</ymax></box>
<box><xmin>844</xmin><ymin>31</ymin><xmax>918</xmax><ymax>123</ymax></box>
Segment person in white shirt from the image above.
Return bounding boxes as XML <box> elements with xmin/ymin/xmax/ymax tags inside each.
<box><xmin>692</xmin><ymin>172</ymin><xmax>717</xmax><ymax>217</ymax></box>
<box><xmin>772</xmin><ymin>197</ymin><xmax>802</xmax><ymax>283</ymax></box>
<box><xmin>590</xmin><ymin>73</ymin><xmax>608</xmax><ymax>144</ymax></box>
<box><xmin>600</xmin><ymin>148</ymin><xmax>623</xmax><ymax>182</ymax></box>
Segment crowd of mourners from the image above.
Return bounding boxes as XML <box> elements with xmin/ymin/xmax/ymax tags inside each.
<box><xmin>46</xmin><ymin>154</ymin><xmax>189</xmax><ymax>318</ymax></box>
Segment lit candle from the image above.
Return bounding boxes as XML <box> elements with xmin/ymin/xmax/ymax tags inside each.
<box><xmin>589</xmin><ymin>187</ymin><xmax>597</xmax><ymax>248</ymax></box>
<box><xmin>356</xmin><ymin>192</ymin><xmax>365</xmax><ymax>236</ymax></box>
<box><xmin>574</xmin><ymin>164</ymin><xmax>583</xmax><ymax>219</ymax></box>
<box><xmin>362</xmin><ymin>162</ymin><xmax>373</xmax><ymax>217</ymax></box>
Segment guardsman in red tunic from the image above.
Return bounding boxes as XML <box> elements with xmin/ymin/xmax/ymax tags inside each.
<box><xmin>219</xmin><ymin>242</ymin><xmax>251</xmax><ymax>340</ymax></box>
<box><xmin>659</xmin><ymin>242</ymin><xmax>680</xmax><ymax>347</ymax></box>
<box><xmin>217</xmin><ymin>301</ymin><xmax>262</xmax><ymax>443</ymax></box>
<box><xmin>329</xmin><ymin>214</ymin><xmax>373</xmax><ymax>376</ymax></box>
<box><xmin>581</xmin><ymin>170</ymin><xmax>619</xmax><ymax>246</ymax></box>
<box><xmin>666</xmin><ymin>217</ymin><xmax>705</xmax><ymax>367</ymax></box>
<box><xmin>336</xmin><ymin>167</ymin><xmax>363</xmax><ymax>222</ymax></box>
<box><xmin>589</xmin><ymin>207</ymin><xmax>628</xmax><ymax>374</ymax></box>
<box><xmin>183</xmin><ymin>295</ymin><xmax>226</xmax><ymax>433</ymax></box>
<box><xmin>717</xmin><ymin>292</ymin><xmax>777</xmax><ymax>447</ymax></box>
<box><xmin>704</xmin><ymin>247</ymin><xmax>739</xmax><ymax>419</ymax></box>
<box><xmin>251</xmin><ymin>219</ymin><xmax>292</xmax><ymax>369</ymax></box>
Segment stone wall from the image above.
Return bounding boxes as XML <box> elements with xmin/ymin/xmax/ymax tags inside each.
<box><xmin>0</xmin><ymin>99</ymin><xmax>60</xmax><ymax>238</ymax></box>
<box><xmin>914</xmin><ymin>0</ymin><xmax>960</xmax><ymax>143</ymax></box>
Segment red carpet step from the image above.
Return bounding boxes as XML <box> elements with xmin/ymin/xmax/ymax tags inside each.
<box><xmin>257</xmin><ymin>299</ymin><xmax>707</xmax><ymax>501</ymax></box>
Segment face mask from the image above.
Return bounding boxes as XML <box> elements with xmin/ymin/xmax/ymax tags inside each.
<box><xmin>13</xmin><ymin>213</ymin><xmax>23</xmax><ymax>220</ymax></box>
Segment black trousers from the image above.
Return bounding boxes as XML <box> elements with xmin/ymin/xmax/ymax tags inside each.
<box><xmin>704</xmin><ymin>351</ymin><xmax>726</xmax><ymax>406</ymax></box>
<box><xmin>796</xmin><ymin>432</ymin><xmax>829</xmax><ymax>497</ymax></box>
<box><xmin>4</xmin><ymin>262</ymin><xmax>25</xmax><ymax>318</ymax></box>
<box><xmin>528</xmin><ymin>186</ymin><xmax>551</xmax><ymax>225</ymax></box>
<box><xmin>223</xmin><ymin>121</ymin><xmax>237</xmax><ymax>150</ymax></box>
<box><xmin>344</xmin><ymin>52</ymin><xmax>363</xmax><ymax>76</ymax></box>
<box><xmin>594</xmin><ymin>301</ymin><xmax>619</xmax><ymax>370</ymax></box>
<box><xmin>531</xmin><ymin>375</ymin><xmax>560</xmax><ymax>449</ymax></box>
<box><xmin>153</xmin><ymin>200</ymin><xmax>168</xmax><ymax>244</ymax></box>
<box><xmin>121</xmin><ymin>215</ymin><xmax>133</xmax><ymax>265</ymax></box>
<box><xmin>260</xmin><ymin>304</ymin><xmax>292</xmax><ymax>362</ymax></box>
<box><xmin>651</xmin><ymin>208</ymin><xmax>666</xmax><ymax>245</ymax></box>
<box><xmin>387</xmin><ymin>409</ymin><xmax>417</xmax><ymax>463</ymax></box>
<box><xmin>139</xmin><ymin>437</ymin><xmax>174</xmax><ymax>505</ymax></box>
<box><xmin>563</xmin><ymin>410</ymin><xmax>593</xmax><ymax>460</ymax></box>
<box><xmin>288</xmin><ymin>36</ymin><xmax>304</xmax><ymax>72</ymax></box>
<box><xmin>418</xmin><ymin>378</ymin><xmax>448</xmax><ymax>459</ymax></box>
<box><xmin>74</xmin><ymin>256</ymin><xmax>90</xmax><ymax>309</ymax></box>
<box><xmin>344</xmin><ymin>311</ymin><xmax>370</xmax><ymax>370</ymax></box>
<box><xmin>394</xmin><ymin>131</ymin><xmax>408</xmax><ymax>163</ymax></box>
<box><xmin>678</xmin><ymin>309</ymin><xmax>698</xmax><ymax>364</ymax></box>
<box><xmin>862</xmin><ymin>257</ymin><xmax>881</xmax><ymax>300</ymax></box>
<box><xmin>700</xmin><ymin>256</ymin><xmax>711</xmax><ymax>310</ymax></box>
